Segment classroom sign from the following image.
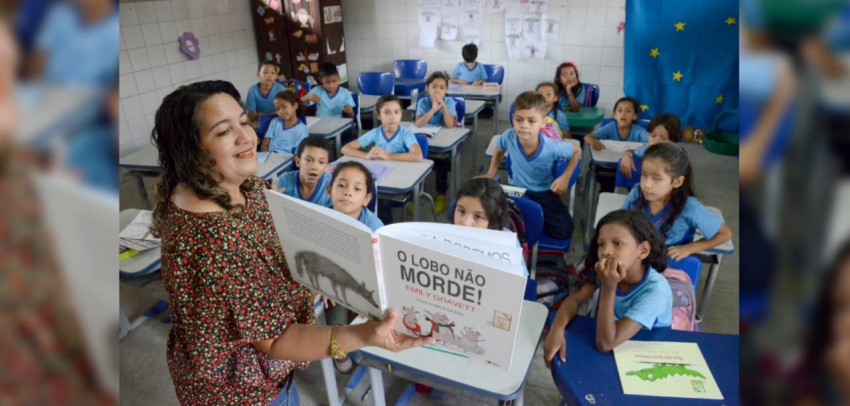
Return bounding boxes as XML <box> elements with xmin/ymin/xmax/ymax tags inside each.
<box><xmin>614</xmin><ymin>341</ymin><xmax>723</xmax><ymax>400</ymax></box>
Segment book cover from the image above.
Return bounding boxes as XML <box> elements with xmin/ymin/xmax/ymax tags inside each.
<box><xmin>614</xmin><ymin>341</ymin><xmax>723</xmax><ymax>400</ymax></box>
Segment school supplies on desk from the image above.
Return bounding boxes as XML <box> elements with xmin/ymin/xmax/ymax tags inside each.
<box><xmin>265</xmin><ymin>192</ymin><xmax>528</xmax><ymax>370</ymax></box>
<box><xmin>119</xmin><ymin>210</ymin><xmax>160</xmax><ymax>251</ymax></box>
<box><xmin>614</xmin><ymin>341</ymin><xmax>723</xmax><ymax>400</ymax></box>
<box><xmin>410</xmin><ymin>125</ymin><xmax>441</xmax><ymax>139</ymax></box>
<box><xmin>119</xmin><ymin>248</ymin><xmax>139</xmax><ymax>262</ymax></box>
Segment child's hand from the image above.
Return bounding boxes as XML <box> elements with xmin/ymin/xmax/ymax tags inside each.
<box><xmin>304</xmin><ymin>93</ymin><xmax>321</xmax><ymax>103</ymax></box>
<box><xmin>550</xmin><ymin>176</ymin><xmax>569</xmax><ymax>195</ymax></box>
<box><xmin>454</xmin><ymin>79</ymin><xmax>469</xmax><ymax>85</ymax></box>
<box><xmin>431</xmin><ymin>98</ymin><xmax>444</xmax><ymax>112</ymax></box>
<box><xmin>367</xmin><ymin>147</ymin><xmax>389</xmax><ymax>160</ymax></box>
<box><xmin>595</xmin><ymin>257</ymin><xmax>626</xmax><ymax>290</ymax></box>
<box><xmin>620</xmin><ymin>153</ymin><xmax>635</xmax><ymax>179</ymax></box>
<box><xmin>313</xmin><ymin>292</ymin><xmax>336</xmax><ymax>308</ymax></box>
<box><xmin>667</xmin><ymin>245</ymin><xmax>696</xmax><ymax>261</ymax></box>
<box><xmin>472</xmin><ymin>80</ymin><xmax>485</xmax><ymax>86</ymax></box>
<box><xmin>475</xmin><ymin>172</ymin><xmax>495</xmax><ymax>179</ymax></box>
<box><xmin>273</xmin><ymin>184</ymin><xmax>286</xmax><ymax>194</ymax></box>
<box><xmin>590</xmin><ymin>140</ymin><xmax>606</xmax><ymax>150</ymax></box>
<box><xmin>543</xmin><ymin>329</ymin><xmax>567</xmax><ymax>368</ymax></box>
<box><xmin>343</xmin><ymin>104</ymin><xmax>354</xmax><ymax>116</ymax></box>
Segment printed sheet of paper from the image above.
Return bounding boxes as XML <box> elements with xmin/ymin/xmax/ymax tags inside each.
<box><xmin>256</xmin><ymin>152</ymin><xmax>270</xmax><ymax>164</ymax></box>
<box><xmin>487</xmin><ymin>0</ymin><xmax>506</xmax><ymax>13</ymax></box>
<box><xmin>506</xmin><ymin>35</ymin><xmax>522</xmax><ymax>59</ymax></box>
<box><xmin>541</xmin><ymin>13</ymin><xmax>560</xmax><ymax>41</ymax></box>
<box><xmin>504</xmin><ymin>13</ymin><xmax>522</xmax><ymax>35</ymax></box>
<box><xmin>419</xmin><ymin>24</ymin><xmax>439</xmax><ymax>48</ymax></box>
<box><xmin>418</xmin><ymin>7</ymin><xmax>441</xmax><ymax>27</ymax></box>
<box><xmin>460</xmin><ymin>0</ymin><xmax>485</xmax><ymax>7</ymax></box>
<box><xmin>521</xmin><ymin>39</ymin><xmax>546</xmax><ymax>59</ymax></box>
<box><xmin>522</xmin><ymin>14</ymin><xmax>541</xmax><ymax>40</ymax></box>
<box><xmin>462</xmin><ymin>25</ymin><xmax>481</xmax><ymax>46</ymax></box>
<box><xmin>459</xmin><ymin>7</ymin><xmax>483</xmax><ymax>26</ymax></box>
<box><xmin>443</xmin><ymin>0</ymin><xmax>458</xmax><ymax>7</ymax></box>
<box><xmin>329</xmin><ymin>161</ymin><xmax>394</xmax><ymax>183</ymax></box>
<box><xmin>418</xmin><ymin>0</ymin><xmax>441</xmax><ymax>6</ymax></box>
<box><xmin>119</xmin><ymin>211</ymin><xmax>158</xmax><ymax>241</ymax></box>
<box><xmin>614</xmin><ymin>341</ymin><xmax>723</xmax><ymax>400</ymax></box>
<box><xmin>440</xmin><ymin>12</ymin><xmax>459</xmax><ymax>40</ymax></box>
<box><xmin>529</xmin><ymin>0</ymin><xmax>547</xmax><ymax>13</ymax></box>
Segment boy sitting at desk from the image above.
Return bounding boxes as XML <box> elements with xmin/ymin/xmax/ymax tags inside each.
<box><xmin>301</xmin><ymin>62</ymin><xmax>355</xmax><ymax>118</ymax></box>
<box><xmin>245</xmin><ymin>61</ymin><xmax>286</xmax><ymax>122</ymax></box>
<box><xmin>451</xmin><ymin>44</ymin><xmax>489</xmax><ymax>86</ymax></box>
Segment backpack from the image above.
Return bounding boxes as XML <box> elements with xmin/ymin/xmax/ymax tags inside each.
<box><xmin>662</xmin><ymin>268</ymin><xmax>700</xmax><ymax>332</ymax></box>
<box><xmin>535</xmin><ymin>270</ymin><xmax>570</xmax><ymax>310</ymax></box>
<box><xmin>504</xmin><ymin>198</ymin><xmax>530</xmax><ymax>264</ymax></box>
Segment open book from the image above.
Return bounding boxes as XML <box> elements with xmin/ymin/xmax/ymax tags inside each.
<box><xmin>265</xmin><ymin>191</ymin><xmax>528</xmax><ymax>370</ymax></box>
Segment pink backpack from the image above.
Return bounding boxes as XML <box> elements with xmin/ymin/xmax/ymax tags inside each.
<box><xmin>662</xmin><ymin>268</ymin><xmax>700</xmax><ymax>332</ymax></box>
<box><xmin>539</xmin><ymin>117</ymin><xmax>562</xmax><ymax>141</ymax></box>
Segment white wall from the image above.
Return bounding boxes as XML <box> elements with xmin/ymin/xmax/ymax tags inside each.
<box><xmin>342</xmin><ymin>0</ymin><xmax>626</xmax><ymax>123</ymax></box>
<box><xmin>118</xmin><ymin>0</ymin><xmax>260</xmax><ymax>157</ymax></box>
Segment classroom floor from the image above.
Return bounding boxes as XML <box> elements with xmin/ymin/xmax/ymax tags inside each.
<box><xmin>118</xmin><ymin>115</ymin><xmax>739</xmax><ymax>405</ymax></box>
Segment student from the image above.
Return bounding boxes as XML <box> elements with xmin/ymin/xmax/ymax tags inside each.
<box><xmin>65</xmin><ymin>74</ymin><xmax>118</xmax><ymax>194</ymax></box>
<box><xmin>275</xmin><ymin>135</ymin><xmax>334</xmax><ymax>208</ymax></box>
<box><xmin>450</xmin><ymin>178</ymin><xmax>528</xmax><ymax>276</ymax></box>
<box><xmin>301</xmin><ymin>62</ymin><xmax>355</xmax><ymax>118</ymax></box>
<box><xmin>481</xmin><ymin>91</ymin><xmax>581</xmax><ymax>239</ymax></box>
<box><xmin>536</xmin><ymin>82</ymin><xmax>572</xmax><ymax>140</ymax></box>
<box><xmin>451</xmin><ymin>43</ymin><xmax>489</xmax><ymax>85</ymax></box>
<box><xmin>328</xmin><ymin>160</ymin><xmax>384</xmax><ymax>232</ymax></box>
<box><xmin>415</xmin><ymin>71</ymin><xmax>457</xmax><ymax>214</ymax></box>
<box><xmin>584</xmin><ymin>96</ymin><xmax>649</xmax><ymax>150</ymax></box>
<box><xmin>554</xmin><ymin>62</ymin><xmax>585</xmax><ymax>112</ymax></box>
<box><xmin>343</xmin><ymin>95</ymin><xmax>423</xmax><ymax>162</ymax></box>
<box><xmin>261</xmin><ymin>91</ymin><xmax>309</xmax><ymax>154</ymax></box>
<box><xmin>621</xmin><ymin>143</ymin><xmax>733</xmax><ymax>260</ymax></box>
<box><xmin>544</xmin><ymin>209</ymin><xmax>672</xmax><ymax>365</ymax></box>
<box><xmin>619</xmin><ymin>113</ymin><xmax>682</xmax><ymax>179</ymax></box>
<box><xmin>245</xmin><ymin>61</ymin><xmax>286</xmax><ymax>120</ymax></box>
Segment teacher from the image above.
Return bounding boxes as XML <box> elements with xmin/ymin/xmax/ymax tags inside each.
<box><xmin>149</xmin><ymin>80</ymin><xmax>434</xmax><ymax>405</ymax></box>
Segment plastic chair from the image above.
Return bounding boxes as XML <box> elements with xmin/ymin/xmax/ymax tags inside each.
<box><xmin>357</xmin><ymin>72</ymin><xmax>394</xmax><ymax>96</ymax></box>
<box><xmin>507</xmin><ymin>196</ymin><xmax>544</xmax><ymax>279</ymax></box>
<box><xmin>505</xmin><ymin>154</ymin><xmax>581</xmax><ymax>217</ymax></box>
<box><xmin>482</xmin><ymin>64</ymin><xmax>504</xmax><ymax>85</ymax></box>
<box><xmin>385</xmin><ymin>135</ymin><xmax>436</xmax><ymax>221</ymax></box>
<box><xmin>368</xmin><ymin>181</ymin><xmax>378</xmax><ymax>214</ymax></box>
<box><xmin>582</xmin><ymin>83</ymin><xmax>600</xmax><ymax>107</ymax></box>
<box><xmin>614</xmin><ymin>157</ymin><xmax>642</xmax><ymax>191</ymax></box>
<box><xmin>417</xmin><ymin>95</ymin><xmax>465</xmax><ymax>127</ymax></box>
<box><xmin>667</xmin><ymin>255</ymin><xmax>702</xmax><ymax>292</ymax></box>
<box><xmin>393</xmin><ymin>59</ymin><xmax>427</xmax><ymax>79</ymax></box>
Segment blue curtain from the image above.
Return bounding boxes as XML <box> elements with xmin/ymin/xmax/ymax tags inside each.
<box><xmin>624</xmin><ymin>0</ymin><xmax>739</xmax><ymax>130</ymax></box>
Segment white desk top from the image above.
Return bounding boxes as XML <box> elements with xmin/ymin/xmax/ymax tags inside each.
<box><xmin>119</xmin><ymin>145</ymin><xmax>292</xmax><ymax>180</ymax></box>
<box><xmin>485</xmin><ymin>134</ymin><xmax>581</xmax><ymax>158</ymax></box>
<box><xmin>352</xmin><ymin>301</ymin><xmax>547</xmax><ymax>396</ymax></box>
<box><xmin>447</xmin><ymin>85</ymin><xmax>501</xmax><ymax>97</ymax></box>
<box><xmin>405</xmin><ymin>99</ymin><xmax>486</xmax><ymax>116</ymax></box>
<box><xmin>120</xmin><ymin>209</ymin><xmax>162</xmax><ymax>276</ymax></box>
<box><xmin>335</xmin><ymin>156</ymin><xmax>433</xmax><ymax>194</ymax></box>
<box><xmin>400</xmin><ymin>122</ymin><xmax>470</xmax><ymax>151</ymax></box>
<box><xmin>359</xmin><ymin>94</ymin><xmax>380</xmax><ymax>111</ymax></box>
<box><xmin>16</xmin><ymin>84</ymin><xmax>101</xmax><ymax>146</ymax></box>
<box><xmin>594</xmin><ymin>192</ymin><xmax>735</xmax><ymax>255</ymax></box>
<box><xmin>308</xmin><ymin>117</ymin><xmax>353</xmax><ymax>136</ymax></box>
<box><xmin>820</xmin><ymin>54</ymin><xmax>850</xmax><ymax>108</ymax></box>
<box><xmin>590</xmin><ymin>140</ymin><xmax>646</xmax><ymax>165</ymax></box>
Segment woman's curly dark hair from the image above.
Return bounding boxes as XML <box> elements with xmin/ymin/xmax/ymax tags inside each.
<box><xmin>583</xmin><ymin>209</ymin><xmax>668</xmax><ymax>286</ymax></box>
<box><xmin>150</xmin><ymin>80</ymin><xmax>255</xmax><ymax>237</ymax></box>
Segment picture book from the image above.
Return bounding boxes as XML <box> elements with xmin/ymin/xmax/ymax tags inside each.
<box><xmin>614</xmin><ymin>341</ymin><xmax>723</xmax><ymax>400</ymax></box>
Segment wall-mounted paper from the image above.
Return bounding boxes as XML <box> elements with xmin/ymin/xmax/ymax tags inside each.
<box><xmin>504</xmin><ymin>15</ymin><xmax>522</xmax><ymax>35</ymax></box>
<box><xmin>418</xmin><ymin>0</ymin><xmax>441</xmax><ymax>6</ymax></box>
<box><xmin>487</xmin><ymin>0</ymin><xmax>506</xmax><ymax>13</ymax></box>
<box><xmin>522</xmin><ymin>14</ymin><xmax>541</xmax><ymax>40</ymax></box>
<box><xmin>337</xmin><ymin>63</ymin><xmax>348</xmax><ymax>84</ymax></box>
<box><xmin>443</xmin><ymin>0</ymin><xmax>458</xmax><ymax>7</ymax></box>
<box><xmin>506</xmin><ymin>35</ymin><xmax>522</xmax><ymax>59</ymax></box>
<box><xmin>541</xmin><ymin>13</ymin><xmax>559</xmax><ymax>41</ymax></box>
<box><xmin>441</xmin><ymin>13</ymin><xmax>459</xmax><ymax>40</ymax></box>
<box><xmin>419</xmin><ymin>24</ymin><xmax>439</xmax><ymax>48</ymax></box>
<box><xmin>529</xmin><ymin>0</ymin><xmax>547</xmax><ymax>13</ymax></box>
<box><xmin>521</xmin><ymin>39</ymin><xmax>546</xmax><ymax>59</ymax></box>
<box><xmin>462</xmin><ymin>25</ymin><xmax>481</xmax><ymax>46</ymax></box>
<box><xmin>419</xmin><ymin>8</ymin><xmax>442</xmax><ymax>27</ymax></box>
<box><xmin>460</xmin><ymin>0</ymin><xmax>486</xmax><ymax>7</ymax></box>
<box><xmin>460</xmin><ymin>7</ymin><xmax>483</xmax><ymax>26</ymax></box>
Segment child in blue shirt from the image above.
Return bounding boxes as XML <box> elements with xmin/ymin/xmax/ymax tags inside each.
<box><xmin>343</xmin><ymin>95</ymin><xmax>423</xmax><ymax>161</ymax></box>
<box><xmin>585</xmin><ymin>96</ymin><xmax>649</xmax><ymax>149</ymax></box>
<box><xmin>621</xmin><ymin>143</ymin><xmax>733</xmax><ymax>260</ymax></box>
<box><xmin>536</xmin><ymin>82</ymin><xmax>572</xmax><ymax>139</ymax></box>
<box><xmin>301</xmin><ymin>62</ymin><xmax>355</xmax><ymax>118</ymax></box>
<box><xmin>260</xmin><ymin>91</ymin><xmax>309</xmax><ymax>154</ymax></box>
<box><xmin>482</xmin><ymin>91</ymin><xmax>581</xmax><ymax>239</ymax></box>
<box><xmin>619</xmin><ymin>113</ymin><xmax>682</xmax><ymax>180</ymax></box>
<box><xmin>246</xmin><ymin>61</ymin><xmax>286</xmax><ymax>120</ymax></box>
<box><xmin>327</xmin><ymin>160</ymin><xmax>383</xmax><ymax>232</ymax></box>
<box><xmin>450</xmin><ymin>44</ymin><xmax>489</xmax><ymax>86</ymax></box>
<box><xmin>415</xmin><ymin>71</ymin><xmax>457</xmax><ymax>214</ymax></box>
<box><xmin>543</xmin><ymin>209</ymin><xmax>672</xmax><ymax>364</ymax></box>
<box><xmin>555</xmin><ymin>62</ymin><xmax>586</xmax><ymax>112</ymax></box>
<box><xmin>275</xmin><ymin>135</ymin><xmax>334</xmax><ymax>208</ymax></box>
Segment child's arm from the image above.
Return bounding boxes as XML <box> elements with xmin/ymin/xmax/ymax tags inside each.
<box><xmin>668</xmin><ymin>223</ymin><xmax>733</xmax><ymax>260</ymax></box>
<box><xmin>543</xmin><ymin>283</ymin><xmax>596</xmax><ymax>367</ymax></box>
<box><xmin>478</xmin><ymin>147</ymin><xmax>506</xmax><ymax>179</ymax></box>
<box><xmin>343</xmin><ymin>104</ymin><xmax>355</xmax><ymax>118</ymax></box>
<box><xmin>561</xmin><ymin>128</ymin><xmax>572</xmax><ymax>140</ymax></box>
<box><xmin>259</xmin><ymin>138</ymin><xmax>271</xmax><ymax>152</ymax></box>
<box><xmin>414</xmin><ymin>99</ymin><xmax>442</xmax><ymax>127</ymax></box>
<box><xmin>595</xmin><ymin>258</ymin><xmax>644</xmax><ymax>352</ymax></box>
<box><xmin>388</xmin><ymin>143</ymin><xmax>424</xmax><ymax>162</ymax></box>
<box><xmin>341</xmin><ymin>139</ymin><xmax>371</xmax><ymax>159</ymax></box>
<box><xmin>619</xmin><ymin>150</ymin><xmax>636</xmax><ymax>178</ymax></box>
<box><xmin>301</xmin><ymin>93</ymin><xmax>321</xmax><ymax>104</ymax></box>
<box><xmin>441</xmin><ymin>102</ymin><xmax>457</xmax><ymax>128</ymax></box>
<box><xmin>584</xmin><ymin>132</ymin><xmax>606</xmax><ymax>150</ymax></box>
<box><xmin>550</xmin><ymin>146</ymin><xmax>582</xmax><ymax>195</ymax></box>
<box><xmin>565</xmin><ymin>86</ymin><xmax>582</xmax><ymax>112</ymax></box>
<box><xmin>451</xmin><ymin>78</ymin><xmax>469</xmax><ymax>85</ymax></box>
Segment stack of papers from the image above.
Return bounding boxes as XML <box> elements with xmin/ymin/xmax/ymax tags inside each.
<box><xmin>119</xmin><ymin>211</ymin><xmax>160</xmax><ymax>252</ymax></box>
<box><xmin>411</xmin><ymin>125</ymin><xmax>441</xmax><ymax>138</ymax></box>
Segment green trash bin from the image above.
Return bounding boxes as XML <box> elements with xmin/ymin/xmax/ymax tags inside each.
<box><xmin>704</xmin><ymin>109</ymin><xmax>739</xmax><ymax>156</ymax></box>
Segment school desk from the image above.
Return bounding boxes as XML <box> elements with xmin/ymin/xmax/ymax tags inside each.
<box><xmin>593</xmin><ymin>192</ymin><xmax>736</xmax><ymax>319</ymax></box>
<box><xmin>347</xmin><ymin>301</ymin><xmax>548</xmax><ymax>406</ymax></box>
<box><xmin>562</xmin><ymin>107</ymin><xmax>605</xmax><ymax>137</ymax></box>
<box><xmin>405</xmin><ymin>99</ymin><xmax>486</xmax><ymax>173</ymax></box>
<box><xmin>309</xmin><ymin>117</ymin><xmax>355</xmax><ymax>158</ymax></box>
<box><xmin>447</xmin><ymin>85</ymin><xmax>502</xmax><ymax>144</ymax></box>
<box><xmin>550</xmin><ymin>315</ymin><xmax>740</xmax><ymax>406</ymax></box>
<box><xmin>400</xmin><ymin>122</ymin><xmax>470</xmax><ymax>204</ymax></box>
<box><xmin>334</xmin><ymin>156</ymin><xmax>435</xmax><ymax>222</ymax></box>
<box><xmin>119</xmin><ymin>209</ymin><xmax>167</xmax><ymax>340</ymax></box>
<box><xmin>359</xmin><ymin>94</ymin><xmax>380</xmax><ymax>128</ymax></box>
<box><xmin>582</xmin><ymin>139</ymin><xmax>646</xmax><ymax>248</ymax></box>
<box><xmin>394</xmin><ymin>78</ymin><xmax>427</xmax><ymax>100</ymax></box>
<box><xmin>119</xmin><ymin>146</ymin><xmax>294</xmax><ymax>209</ymax></box>
<box><xmin>16</xmin><ymin>84</ymin><xmax>102</xmax><ymax>148</ymax></box>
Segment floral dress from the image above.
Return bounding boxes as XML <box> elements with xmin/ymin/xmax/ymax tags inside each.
<box><xmin>160</xmin><ymin>176</ymin><xmax>315</xmax><ymax>405</ymax></box>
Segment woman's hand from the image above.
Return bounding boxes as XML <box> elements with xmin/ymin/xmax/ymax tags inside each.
<box><xmin>365</xmin><ymin>309</ymin><xmax>436</xmax><ymax>352</ymax></box>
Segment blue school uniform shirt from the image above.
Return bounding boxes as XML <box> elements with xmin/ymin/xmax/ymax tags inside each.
<box><xmin>276</xmin><ymin>171</ymin><xmax>333</xmax><ymax>208</ymax></box>
<box><xmin>308</xmin><ymin>85</ymin><xmax>355</xmax><ymax>117</ymax></box>
<box><xmin>622</xmin><ymin>184</ymin><xmax>724</xmax><ymax>246</ymax></box>
<box><xmin>594</xmin><ymin>121</ymin><xmax>649</xmax><ymax>143</ymax></box>
<box><xmin>358</xmin><ymin>207</ymin><xmax>384</xmax><ymax>232</ymax></box>
<box><xmin>633</xmin><ymin>145</ymin><xmax>648</xmax><ymax>159</ymax></box>
<box><xmin>416</xmin><ymin>97</ymin><xmax>458</xmax><ymax>126</ymax></box>
<box><xmin>266</xmin><ymin>118</ymin><xmax>309</xmax><ymax>154</ymax></box>
<box><xmin>245</xmin><ymin>82</ymin><xmax>286</xmax><ymax>114</ymax></box>
<box><xmin>452</xmin><ymin>62</ymin><xmax>489</xmax><ymax>83</ymax></box>
<box><xmin>547</xmin><ymin>107</ymin><xmax>570</xmax><ymax>132</ymax></box>
<box><xmin>65</xmin><ymin>126</ymin><xmax>118</xmax><ymax>194</ymax></box>
<box><xmin>614</xmin><ymin>266</ymin><xmax>673</xmax><ymax>330</ymax></box>
<box><xmin>36</xmin><ymin>2</ymin><xmax>119</xmax><ymax>87</ymax></box>
<box><xmin>357</xmin><ymin>125</ymin><xmax>418</xmax><ymax>154</ymax></box>
<box><xmin>557</xmin><ymin>87</ymin><xmax>587</xmax><ymax>111</ymax></box>
<box><xmin>496</xmin><ymin>129</ymin><xmax>575</xmax><ymax>192</ymax></box>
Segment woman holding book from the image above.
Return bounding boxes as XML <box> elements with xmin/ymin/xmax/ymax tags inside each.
<box><xmin>149</xmin><ymin>80</ymin><xmax>435</xmax><ymax>406</ymax></box>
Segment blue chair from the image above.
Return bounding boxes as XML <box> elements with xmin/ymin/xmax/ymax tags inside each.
<box><xmin>614</xmin><ymin>157</ymin><xmax>642</xmax><ymax>191</ymax></box>
<box><xmin>385</xmin><ymin>135</ymin><xmax>436</xmax><ymax>221</ymax></box>
<box><xmin>504</xmin><ymin>147</ymin><xmax>581</xmax><ymax>217</ymax></box>
<box><xmin>416</xmin><ymin>95</ymin><xmax>466</xmax><ymax>127</ymax></box>
<box><xmin>507</xmin><ymin>196</ymin><xmax>544</xmax><ymax>280</ymax></box>
<box><xmin>357</xmin><ymin>72</ymin><xmax>394</xmax><ymax>96</ymax></box>
<box><xmin>393</xmin><ymin>59</ymin><xmax>427</xmax><ymax>79</ymax></box>
<box><xmin>581</xmin><ymin>83</ymin><xmax>600</xmax><ymax>107</ymax></box>
<box><xmin>368</xmin><ymin>181</ymin><xmax>378</xmax><ymax>214</ymax></box>
<box><xmin>483</xmin><ymin>64</ymin><xmax>504</xmax><ymax>85</ymax></box>
<box><xmin>667</xmin><ymin>255</ymin><xmax>702</xmax><ymax>292</ymax></box>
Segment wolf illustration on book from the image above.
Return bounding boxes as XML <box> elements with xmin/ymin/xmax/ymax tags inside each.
<box><xmin>294</xmin><ymin>250</ymin><xmax>379</xmax><ymax>308</ymax></box>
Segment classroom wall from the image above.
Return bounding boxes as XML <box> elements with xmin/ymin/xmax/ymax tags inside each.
<box><xmin>342</xmin><ymin>0</ymin><xmax>627</xmax><ymax>124</ymax></box>
<box><xmin>118</xmin><ymin>0</ymin><xmax>260</xmax><ymax>157</ymax></box>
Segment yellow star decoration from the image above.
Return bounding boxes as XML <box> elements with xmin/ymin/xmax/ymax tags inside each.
<box><xmin>715</xmin><ymin>94</ymin><xmax>724</xmax><ymax>104</ymax></box>
<box><xmin>675</xmin><ymin>22</ymin><xmax>686</xmax><ymax>31</ymax></box>
<box><xmin>673</xmin><ymin>71</ymin><xmax>683</xmax><ymax>81</ymax></box>
<box><xmin>650</xmin><ymin>48</ymin><xmax>660</xmax><ymax>58</ymax></box>
<box><xmin>725</xmin><ymin>17</ymin><xmax>736</xmax><ymax>25</ymax></box>
<box><xmin>640</xmin><ymin>105</ymin><xmax>649</xmax><ymax>112</ymax></box>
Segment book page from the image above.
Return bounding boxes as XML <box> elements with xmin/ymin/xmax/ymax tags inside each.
<box><xmin>614</xmin><ymin>341</ymin><xmax>723</xmax><ymax>400</ymax></box>
<box><xmin>380</xmin><ymin>222</ymin><xmax>524</xmax><ymax>268</ymax></box>
<box><xmin>119</xmin><ymin>210</ymin><xmax>158</xmax><ymax>241</ymax></box>
<box><xmin>264</xmin><ymin>190</ymin><xmax>384</xmax><ymax>319</ymax></box>
<box><xmin>376</xmin><ymin>230</ymin><xmax>527</xmax><ymax>370</ymax></box>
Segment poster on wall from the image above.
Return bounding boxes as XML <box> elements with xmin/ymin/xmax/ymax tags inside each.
<box><xmin>460</xmin><ymin>7</ymin><xmax>483</xmax><ymax>26</ymax></box>
<box><xmin>460</xmin><ymin>0</ymin><xmax>486</xmax><ymax>7</ymax></box>
<box><xmin>505</xmin><ymin>11</ymin><xmax>522</xmax><ymax>35</ymax></box>
<box><xmin>441</xmin><ymin>13</ymin><xmax>459</xmax><ymax>40</ymax></box>
<box><xmin>419</xmin><ymin>24</ymin><xmax>439</xmax><ymax>48</ymax></box>
<box><xmin>418</xmin><ymin>7</ymin><xmax>442</xmax><ymax>26</ymax></box>
<box><xmin>529</xmin><ymin>0</ymin><xmax>547</xmax><ymax>13</ymax></box>
<box><xmin>506</xmin><ymin>34</ymin><xmax>521</xmax><ymax>59</ymax></box>
<box><xmin>462</xmin><ymin>25</ymin><xmax>481</xmax><ymax>46</ymax></box>
<box><xmin>541</xmin><ymin>13</ymin><xmax>560</xmax><ymax>41</ymax></box>
<box><xmin>337</xmin><ymin>63</ymin><xmax>348</xmax><ymax>84</ymax></box>
<box><xmin>487</xmin><ymin>0</ymin><xmax>506</xmax><ymax>13</ymax></box>
<box><xmin>522</xmin><ymin>14</ymin><xmax>541</xmax><ymax>40</ymax></box>
<box><xmin>521</xmin><ymin>39</ymin><xmax>546</xmax><ymax>59</ymax></box>
<box><xmin>418</xmin><ymin>0</ymin><xmax>441</xmax><ymax>6</ymax></box>
<box><xmin>323</xmin><ymin>6</ymin><xmax>342</xmax><ymax>24</ymax></box>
